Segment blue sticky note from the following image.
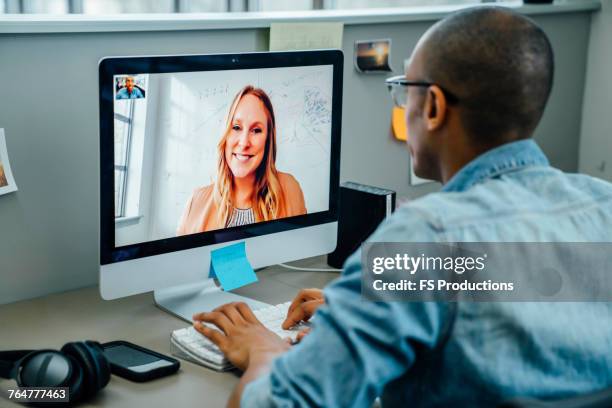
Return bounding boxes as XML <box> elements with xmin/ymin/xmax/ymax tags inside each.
<box><xmin>209</xmin><ymin>242</ymin><xmax>258</xmax><ymax>291</ymax></box>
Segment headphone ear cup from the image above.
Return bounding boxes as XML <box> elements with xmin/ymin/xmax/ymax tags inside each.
<box><xmin>61</xmin><ymin>342</ymin><xmax>110</xmax><ymax>401</ymax></box>
<box><xmin>64</xmin><ymin>354</ymin><xmax>85</xmax><ymax>404</ymax></box>
<box><xmin>85</xmin><ymin>341</ymin><xmax>111</xmax><ymax>388</ymax></box>
<box><xmin>13</xmin><ymin>350</ymin><xmax>83</xmax><ymax>401</ymax></box>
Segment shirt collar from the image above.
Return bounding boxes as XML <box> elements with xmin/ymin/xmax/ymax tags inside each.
<box><xmin>442</xmin><ymin>139</ymin><xmax>550</xmax><ymax>193</ymax></box>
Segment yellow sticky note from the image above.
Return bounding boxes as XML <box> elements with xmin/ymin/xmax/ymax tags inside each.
<box><xmin>269</xmin><ymin>22</ymin><xmax>344</xmax><ymax>51</ymax></box>
<box><xmin>392</xmin><ymin>106</ymin><xmax>407</xmax><ymax>141</ymax></box>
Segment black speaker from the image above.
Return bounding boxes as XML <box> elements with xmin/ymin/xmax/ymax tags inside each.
<box><xmin>328</xmin><ymin>182</ymin><xmax>396</xmax><ymax>269</ymax></box>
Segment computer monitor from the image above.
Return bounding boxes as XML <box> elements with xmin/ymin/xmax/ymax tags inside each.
<box><xmin>98</xmin><ymin>50</ymin><xmax>343</xmax><ymax>321</ymax></box>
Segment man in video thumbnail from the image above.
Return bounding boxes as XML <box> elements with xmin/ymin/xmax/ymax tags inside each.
<box><xmin>116</xmin><ymin>76</ymin><xmax>144</xmax><ymax>100</ymax></box>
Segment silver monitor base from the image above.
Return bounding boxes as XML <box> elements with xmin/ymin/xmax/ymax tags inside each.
<box><xmin>154</xmin><ymin>279</ymin><xmax>270</xmax><ymax>323</ymax></box>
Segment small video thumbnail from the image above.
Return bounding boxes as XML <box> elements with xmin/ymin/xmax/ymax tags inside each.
<box><xmin>115</xmin><ymin>74</ymin><xmax>146</xmax><ymax>100</ymax></box>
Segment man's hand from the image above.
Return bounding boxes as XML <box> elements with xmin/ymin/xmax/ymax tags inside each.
<box><xmin>282</xmin><ymin>288</ymin><xmax>325</xmax><ymax>330</ymax></box>
<box><xmin>193</xmin><ymin>302</ymin><xmax>290</xmax><ymax>371</ymax></box>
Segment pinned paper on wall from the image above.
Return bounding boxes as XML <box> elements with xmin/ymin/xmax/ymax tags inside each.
<box><xmin>391</xmin><ymin>106</ymin><xmax>407</xmax><ymax>141</ymax></box>
<box><xmin>209</xmin><ymin>242</ymin><xmax>258</xmax><ymax>292</ymax></box>
<box><xmin>269</xmin><ymin>22</ymin><xmax>344</xmax><ymax>51</ymax></box>
<box><xmin>389</xmin><ymin>108</ymin><xmax>432</xmax><ymax>186</ymax></box>
<box><xmin>0</xmin><ymin>129</ymin><xmax>18</xmax><ymax>196</ymax></box>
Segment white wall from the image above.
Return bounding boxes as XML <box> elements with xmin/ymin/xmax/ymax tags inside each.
<box><xmin>579</xmin><ymin>0</ymin><xmax>612</xmax><ymax>182</ymax></box>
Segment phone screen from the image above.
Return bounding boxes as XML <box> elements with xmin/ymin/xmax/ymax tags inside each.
<box><xmin>104</xmin><ymin>344</ymin><xmax>174</xmax><ymax>373</ymax></box>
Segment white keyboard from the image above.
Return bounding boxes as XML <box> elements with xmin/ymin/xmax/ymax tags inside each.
<box><xmin>171</xmin><ymin>301</ymin><xmax>309</xmax><ymax>371</ymax></box>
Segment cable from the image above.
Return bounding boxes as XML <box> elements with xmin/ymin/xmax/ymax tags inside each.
<box><xmin>278</xmin><ymin>263</ymin><xmax>342</xmax><ymax>272</ymax></box>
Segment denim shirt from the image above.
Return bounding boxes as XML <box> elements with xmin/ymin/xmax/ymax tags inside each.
<box><xmin>242</xmin><ymin>139</ymin><xmax>612</xmax><ymax>407</ymax></box>
<box><xmin>116</xmin><ymin>87</ymin><xmax>144</xmax><ymax>99</ymax></box>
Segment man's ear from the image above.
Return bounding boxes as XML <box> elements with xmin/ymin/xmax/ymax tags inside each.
<box><xmin>424</xmin><ymin>85</ymin><xmax>448</xmax><ymax>131</ymax></box>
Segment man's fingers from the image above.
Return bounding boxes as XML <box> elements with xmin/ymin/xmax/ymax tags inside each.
<box><xmin>299</xmin><ymin>300</ymin><xmax>322</xmax><ymax>321</ymax></box>
<box><xmin>282</xmin><ymin>306</ymin><xmax>307</xmax><ymax>329</ymax></box>
<box><xmin>193</xmin><ymin>322</ymin><xmax>227</xmax><ymax>349</ymax></box>
<box><xmin>296</xmin><ymin>327</ymin><xmax>312</xmax><ymax>343</ymax></box>
<box><xmin>192</xmin><ymin>310</ymin><xmax>219</xmax><ymax>321</ymax></box>
<box><xmin>214</xmin><ymin>302</ymin><xmax>246</xmax><ymax>325</ymax></box>
<box><xmin>192</xmin><ymin>311</ymin><xmax>233</xmax><ymax>334</ymax></box>
<box><xmin>235</xmin><ymin>302</ymin><xmax>259</xmax><ymax>324</ymax></box>
<box><xmin>282</xmin><ymin>299</ymin><xmax>322</xmax><ymax>329</ymax></box>
<box><xmin>287</xmin><ymin>288</ymin><xmax>323</xmax><ymax>315</ymax></box>
<box><xmin>287</xmin><ymin>291</ymin><xmax>307</xmax><ymax>315</ymax></box>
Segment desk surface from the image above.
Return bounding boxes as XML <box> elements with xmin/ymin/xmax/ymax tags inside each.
<box><xmin>0</xmin><ymin>256</ymin><xmax>338</xmax><ymax>408</ymax></box>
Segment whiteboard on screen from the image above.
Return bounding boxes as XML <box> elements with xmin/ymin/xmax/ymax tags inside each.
<box><xmin>142</xmin><ymin>65</ymin><xmax>334</xmax><ymax>241</ymax></box>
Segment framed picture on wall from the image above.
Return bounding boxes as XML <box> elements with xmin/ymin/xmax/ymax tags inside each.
<box><xmin>0</xmin><ymin>129</ymin><xmax>18</xmax><ymax>196</ymax></box>
<box><xmin>354</xmin><ymin>39</ymin><xmax>392</xmax><ymax>73</ymax></box>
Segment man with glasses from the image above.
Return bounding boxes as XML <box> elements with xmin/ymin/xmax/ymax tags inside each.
<box><xmin>194</xmin><ymin>6</ymin><xmax>612</xmax><ymax>407</ymax></box>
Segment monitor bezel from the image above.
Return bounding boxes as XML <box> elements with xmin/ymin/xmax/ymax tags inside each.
<box><xmin>99</xmin><ymin>50</ymin><xmax>343</xmax><ymax>265</ymax></box>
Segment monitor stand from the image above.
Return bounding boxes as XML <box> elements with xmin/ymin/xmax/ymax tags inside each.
<box><xmin>154</xmin><ymin>279</ymin><xmax>270</xmax><ymax>323</ymax></box>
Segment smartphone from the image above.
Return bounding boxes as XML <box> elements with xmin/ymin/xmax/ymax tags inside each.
<box><xmin>101</xmin><ymin>341</ymin><xmax>180</xmax><ymax>382</ymax></box>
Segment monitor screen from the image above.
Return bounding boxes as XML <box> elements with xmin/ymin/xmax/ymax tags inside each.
<box><xmin>100</xmin><ymin>52</ymin><xmax>342</xmax><ymax>264</ymax></box>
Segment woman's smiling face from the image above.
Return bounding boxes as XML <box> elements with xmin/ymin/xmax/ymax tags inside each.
<box><xmin>224</xmin><ymin>94</ymin><xmax>269</xmax><ymax>179</ymax></box>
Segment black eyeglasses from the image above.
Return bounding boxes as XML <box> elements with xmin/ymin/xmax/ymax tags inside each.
<box><xmin>385</xmin><ymin>75</ymin><xmax>459</xmax><ymax>108</ymax></box>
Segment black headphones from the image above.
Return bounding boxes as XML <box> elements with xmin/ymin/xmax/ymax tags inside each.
<box><xmin>0</xmin><ymin>341</ymin><xmax>110</xmax><ymax>406</ymax></box>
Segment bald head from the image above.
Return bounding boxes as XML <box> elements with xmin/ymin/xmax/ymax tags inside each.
<box><xmin>420</xmin><ymin>6</ymin><xmax>554</xmax><ymax>143</ymax></box>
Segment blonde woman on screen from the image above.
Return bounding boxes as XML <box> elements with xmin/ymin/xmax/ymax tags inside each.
<box><xmin>177</xmin><ymin>85</ymin><xmax>306</xmax><ymax>235</ymax></box>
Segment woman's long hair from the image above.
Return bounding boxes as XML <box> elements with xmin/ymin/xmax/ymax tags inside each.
<box><xmin>213</xmin><ymin>85</ymin><xmax>285</xmax><ymax>226</ymax></box>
